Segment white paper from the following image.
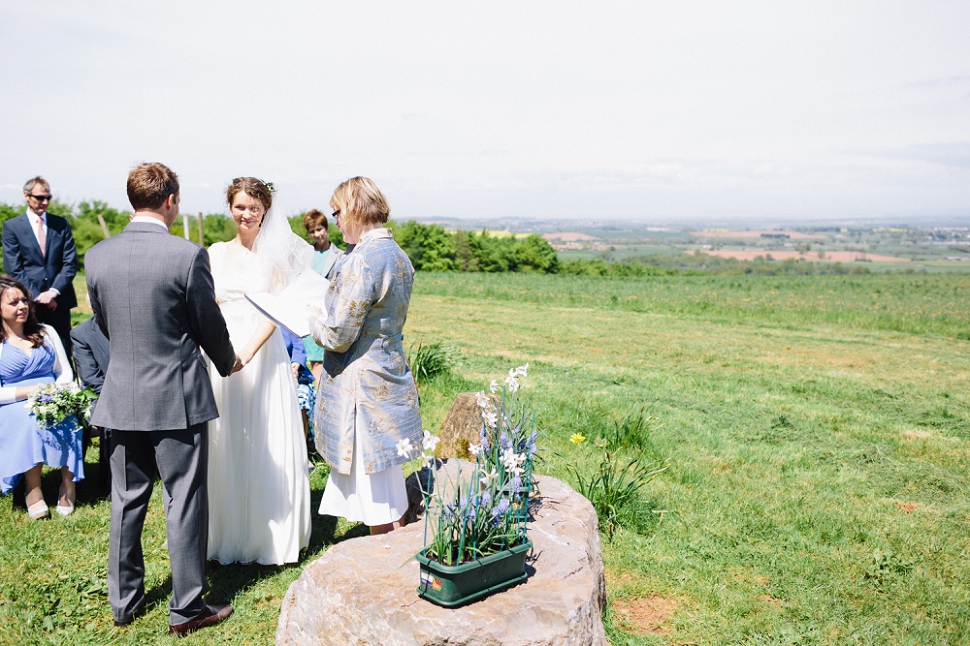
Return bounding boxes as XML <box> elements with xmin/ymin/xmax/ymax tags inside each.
<box><xmin>245</xmin><ymin>270</ymin><xmax>329</xmax><ymax>338</ymax></box>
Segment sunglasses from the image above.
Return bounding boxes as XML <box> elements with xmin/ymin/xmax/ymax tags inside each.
<box><xmin>29</xmin><ymin>194</ymin><xmax>52</xmax><ymax>201</ymax></box>
<box><xmin>332</xmin><ymin>210</ymin><xmax>340</xmax><ymax>220</ymax></box>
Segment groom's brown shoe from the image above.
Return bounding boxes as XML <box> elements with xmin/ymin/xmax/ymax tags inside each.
<box><xmin>168</xmin><ymin>603</ymin><xmax>233</xmax><ymax>636</ymax></box>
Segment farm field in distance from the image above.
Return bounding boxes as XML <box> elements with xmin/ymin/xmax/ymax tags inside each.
<box><xmin>3</xmin><ymin>269</ymin><xmax>969</xmax><ymax>645</ymax></box>
<box><xmin>525</xmin><ymin>223</ymin><xmax>970</xmax><ymax>272</ymax></box>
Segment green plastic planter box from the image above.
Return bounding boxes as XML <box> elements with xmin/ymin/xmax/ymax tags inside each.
<box><xmin>416</xmin><ymin>539</ymin><xmax>533</xmax><ymax>607</ymax></box>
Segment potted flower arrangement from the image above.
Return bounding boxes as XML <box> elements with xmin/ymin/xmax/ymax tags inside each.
<box><xmin>400</xmin><ymin>363</ymin><xmax>537</xmax><ymax>607</ymax></box>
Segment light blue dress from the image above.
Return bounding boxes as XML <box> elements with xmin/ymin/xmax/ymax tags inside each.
<box><xmin>0</xmin><ymin>337</ymin><xmax>85</xmax><ymax>494</ymax></box>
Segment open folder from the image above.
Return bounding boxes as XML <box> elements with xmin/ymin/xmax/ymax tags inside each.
<box><xmin>245</xmin><ymin>270</ymin><xmax>330</xmax><ymax>338</ymax></box>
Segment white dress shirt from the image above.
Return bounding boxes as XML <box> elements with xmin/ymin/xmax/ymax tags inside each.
<box><xmin>26</xmin><ymin>210</ymin><xmax>47</xmax><ymax>248</ymax></box>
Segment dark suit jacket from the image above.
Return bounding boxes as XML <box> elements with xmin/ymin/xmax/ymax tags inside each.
<box><xmin>1</xmin><ymin>212</ymin><xmax>79</xmax><ymax>309</ymax></box>
<box><xmin>71</xmin><ymin>317</ymin><xmax>111</xmax><ymax>394</ymax></box>
<box><xmin>86</xmin><ymin>222</ymin><xmax>236</xmax><ymax>431</ymax></box>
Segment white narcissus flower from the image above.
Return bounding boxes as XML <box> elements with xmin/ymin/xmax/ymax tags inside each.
<box><xmin>480</xmin><ymin>468</ymin><xmax>498</xmax><ymax>488</ymax></box>
<box><xmin>513</xmin><ymin>363</ymin><xmax>529</xmax><ymax>378</ymax></box>
<box><xmin>396</xmin><ymin>438</ymin><xmax>415</xmax><ymax>458</ymax></box>
<box><xmin>468</xmin><ymin>443</ymin><xmax>482</xmax><ymax>456</ymax></box>
<box><xmin>482</xmin><ymin>410</ymin><xmax>498</xmax><ymax>428</ymax></box>
<box><xmin>504</xmin><ymin>374</ymin><xmax>519</xmax><ymax>393</ymax></box>
<box><xmin>489</xmin><ymin>379</ymin><xmax>499</xmax><ymax>394</ymax></box>
<box><xmin>502</xmin><ymin>448</ymin><xmax>526</xmax><ymax>476</ymax></box>
<box><xmin>475</xmin><ymin>390</ymin><xmax>489</xmax><ymax>409</ymax></box>
<box><xmin>422</xmin><ymin>430</ymin><xmax>440</xmax><ymax>453</ymax></box>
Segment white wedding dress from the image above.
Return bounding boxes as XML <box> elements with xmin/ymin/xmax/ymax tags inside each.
<box><xmin>206</xmin><ymin>240</ymin><xmax>311</xmax><ymax>565</ymax></box>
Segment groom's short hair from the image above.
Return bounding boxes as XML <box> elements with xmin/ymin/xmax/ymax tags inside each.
<box><xmin>128</xmin><ymin>163</ymin><xmax>180</xmax><ymax>210</ymax></box>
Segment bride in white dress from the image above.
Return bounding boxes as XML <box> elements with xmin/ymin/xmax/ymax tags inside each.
<box><xmin>206</xmin><ymin>177</ymin><xmax>312</xmax><ymax>565</ymax></box>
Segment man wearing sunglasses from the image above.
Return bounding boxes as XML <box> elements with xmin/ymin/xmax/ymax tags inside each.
<box><xmin>1</xmin><ymin>176</ymin><xmax>79</xmax><ymax>356</ymax></box>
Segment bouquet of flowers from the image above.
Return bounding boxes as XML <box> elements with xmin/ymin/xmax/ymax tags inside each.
<box><xmin>26</xmin><ymin>383</ymin><xmax>96</xmax><ymax>430</ymax></box>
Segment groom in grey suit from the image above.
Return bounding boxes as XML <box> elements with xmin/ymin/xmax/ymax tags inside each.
<box><xmin>86</xmin><ymin>163</ymin><xmax>242</xmax><ymax>636</ymax></box>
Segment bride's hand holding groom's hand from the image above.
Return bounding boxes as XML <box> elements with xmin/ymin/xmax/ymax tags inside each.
<box><xmin>231</xmin><ymin>354</ymin><xmax>245</xmax><ymax>374</ymax></box>
<box><xmin>228</xmin><ymin>321</ymin><xmax>276</xmax><ymax>376</ymax></box>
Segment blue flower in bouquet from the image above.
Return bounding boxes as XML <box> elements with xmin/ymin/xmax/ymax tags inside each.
<box><xmin>510</xmin><ymin>474</ymin><xmax>522</xmax><ymax>494</ymax></box>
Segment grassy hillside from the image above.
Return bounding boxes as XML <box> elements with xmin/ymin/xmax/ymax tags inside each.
<box><xmin>2</xmin><ymin>272</ymin><xmax>969</xmax><ymax>644</ymax></box>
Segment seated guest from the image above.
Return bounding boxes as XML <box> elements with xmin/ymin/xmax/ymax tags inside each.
<box><xmin>302</xmin><ymin>209</ymin><xmax>344</xmax><ymax>383</ymax></box>
<box><xmin>0</xmin><ymin>275</ymin><xmax>84</xmax><ymax>518</ymax></box>
<box><xmin>71</xmin><ymin>313</ymin><xmax>112</xmax><ymax>497</ymax></box>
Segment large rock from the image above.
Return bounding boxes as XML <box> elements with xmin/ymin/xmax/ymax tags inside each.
<box><xmin>435</xmin><ymin>393</ymin><xmax>496</xmax><ymax>460</ymax></box>
<box><xmin>277</xmin><ymin>461</ymin><xmax>607</xmax><ymax>646</ymax></box>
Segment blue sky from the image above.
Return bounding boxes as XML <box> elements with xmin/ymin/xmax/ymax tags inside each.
<box><xmin>1</xmin><ymin>1</ymin><xmax>968</xmax><ymax>224</ymax></box>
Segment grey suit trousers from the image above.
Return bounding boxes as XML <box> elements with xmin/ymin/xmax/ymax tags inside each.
<box><xmin>108</xmin><ymin>425</ymin><xmax>209</xmax><ymax>625</ymax></box>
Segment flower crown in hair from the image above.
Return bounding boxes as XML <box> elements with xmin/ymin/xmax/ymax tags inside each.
<box><xmin>256</xmin><ymin>178</ymin><xmax>277</xmax><ymax>194</ymax></box>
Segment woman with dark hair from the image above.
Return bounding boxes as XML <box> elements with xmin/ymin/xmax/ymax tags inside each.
<box><xmin>0</xmin><ymin>275</ymin><xmax>84</xmax><ymax>518</ymax></box>
<box><xmin>309</xmin><ymin>177</ymin><xmax>422</xmax><ymax>535</ymax></box>
<box><xmin>204</xmin><ymin>178</ymin><xmax>313</xmax><ymax>565</ymax></box>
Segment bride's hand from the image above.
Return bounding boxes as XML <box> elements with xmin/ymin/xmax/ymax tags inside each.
<box><xmin>231</xmin><ymin>354</ymin><xmax>245</xmax><ymax>374</ymax></box>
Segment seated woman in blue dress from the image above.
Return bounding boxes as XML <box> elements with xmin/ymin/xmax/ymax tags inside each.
<box><xmin>0</xmin><ymin>275</ymin><xmax>84</xmax><ymax>518</ymax></box>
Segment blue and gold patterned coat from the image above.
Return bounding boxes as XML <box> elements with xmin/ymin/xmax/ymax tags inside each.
<box><xmin>309</xmin><ymin>228</ymin><xmax>422</xmax><ymax>475</ymax></box>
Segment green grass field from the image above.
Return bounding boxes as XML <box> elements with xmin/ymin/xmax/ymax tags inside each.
<box><xmin>2</xmin><ymin>272</ymin><xmax>969</xmax><ymax>644</ymax></box>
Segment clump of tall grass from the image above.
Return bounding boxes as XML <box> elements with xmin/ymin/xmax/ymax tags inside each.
<box><xmin>566</xmin><ymin>408</ymin><xmax>670</xmax><ymax>539</ymax></box>
<box><xmin>408</xmin><ymin>341</ymin><xmax>453</xmax><ymax>383</ymax></box>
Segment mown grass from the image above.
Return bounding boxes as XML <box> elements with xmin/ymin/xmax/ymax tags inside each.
<box><xmin>2</xmin><ymin>272</ymin><xmax>969</xmax><ymax>644</ymax></box>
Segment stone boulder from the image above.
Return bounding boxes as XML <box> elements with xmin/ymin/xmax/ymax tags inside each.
<box><xmin>277</xmin><ymin>461</ymin><xmax>607</xmax><ymax>646</ymax></box>
<box><xmin>435</xmin><ymin>393</ymin><xmax>497</xmax><ymax>460</ymax></box>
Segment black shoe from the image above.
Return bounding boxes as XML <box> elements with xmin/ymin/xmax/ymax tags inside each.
<box><xmin>169</xmin><ymin>603</ymin><xmax>233</xmax><ymax>637</ymax></box>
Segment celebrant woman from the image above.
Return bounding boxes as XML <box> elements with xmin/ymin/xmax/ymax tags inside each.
<box><xmin>309</xmin><ymin>176</ymin><xmax>422</xmax><ymax>535</ymax></box>
<box><xmin>0</xmin><ymin>275</ymin><xmax>84</xmax><ymax>518</ymax></box>
<box><xmin>205</xmin><ymin>178</ymin><xmax>312</xmax><ymax>564</ymax></box>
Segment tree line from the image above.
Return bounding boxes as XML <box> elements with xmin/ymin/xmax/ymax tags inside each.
<box><xmin>0</xmin><ymin>200</ymin><xmax>561</xmax><ymax>275</ymax></box>
<box><xmin>2</xmin><ymin>199</ymin><xmax>888</xmax><ymax>278</ymax></box>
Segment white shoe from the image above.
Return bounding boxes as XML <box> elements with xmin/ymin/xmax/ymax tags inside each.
<box><xmin>56</xmin><ymin>485</ymin><xmax>75</xmax><ymax>516</ymax></box>
<box><xmin>27</xmin><ymin>501</ymin><xmax>50</xmax><ymax>519</ymax></box>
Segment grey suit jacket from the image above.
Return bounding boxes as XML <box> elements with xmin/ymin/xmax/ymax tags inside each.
<box><xmin>85</xmin><ymin>222</ymin><xmax>236</xmax><ymax>431</ymax></box>
<box><xmin>71</xmin><ymin>317</ymin><xmax>110</xmax><ymax>394</ymax></box>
